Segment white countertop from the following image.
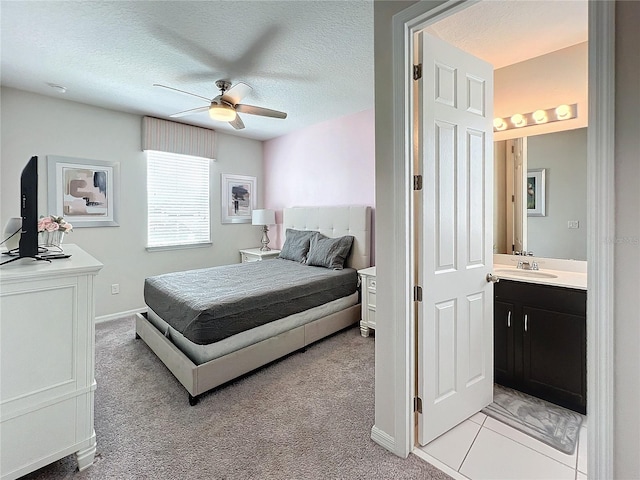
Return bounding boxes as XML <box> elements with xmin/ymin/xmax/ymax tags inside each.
<box><xmin>493</xmin><ymin>254</ymin><xmax>587</xmax><ymax>290</ymax></box>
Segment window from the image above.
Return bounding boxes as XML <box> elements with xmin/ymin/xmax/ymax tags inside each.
<box><xmin>146</xmin><ymin>150</ymin><xmax>211</xmax><ymax>249</ymax></box>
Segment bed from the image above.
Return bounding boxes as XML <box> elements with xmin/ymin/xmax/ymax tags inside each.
<box><xmin>135</xmin><ymin>206</ymin><xmax>371</xmax><ymax>405</ymax></box>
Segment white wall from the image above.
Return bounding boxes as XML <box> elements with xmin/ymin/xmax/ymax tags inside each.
<box><xmin>527</xmin><ymin>128</ymin><xmax>587</xmax><ymax>260</ymax></box>
<box><xmin>494</xmin><ymin>42</ymin><xmax>588</xmax><ymax>142</ymax></box>
<box><xmin>614</xmin><ymin>2</ymin><xmax>640</xmax><ymax>478</ymax></box>
<box><xmin>373</xmin><ymin>0</ymin><xmax>422</xmax><ymax>453</ymax></box>
<box><xmin>0</xmin><ymin>87</ymin><xmax>264</xmax><ymax>319</ymax></box>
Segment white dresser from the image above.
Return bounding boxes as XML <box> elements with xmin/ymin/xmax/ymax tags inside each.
<box><xmin>0</xmin><ymin>244</ymin><xmax>102</xmax><ymax>480</ymax></box>
<box><xmin>239</xmin><ymin>247</ymin><xmax>281</xmax><ymax>263</ymax></box>
<box><xmin>357</xmin><ymin>266</ymin><xmax>376</xmax><ymax>337</ymax></box>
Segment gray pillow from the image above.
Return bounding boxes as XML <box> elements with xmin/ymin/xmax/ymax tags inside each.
<box><xmin>306</xmin><ymin>233</ymin><xmax>354</xmax><ymax>270</ymax></box>
<box><xmin>278</xmin><ymin>229</ymin><xmax>316</xmax><ymax>263</ymax></box>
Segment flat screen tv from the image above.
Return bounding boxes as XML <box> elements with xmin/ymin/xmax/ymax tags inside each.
<box><xmin>18</xmin><ymin>156</ymin><xmax>39</xmax><ymax>258</ymax></box>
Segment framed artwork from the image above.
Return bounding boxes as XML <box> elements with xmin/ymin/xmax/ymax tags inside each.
<box><xmin>47</xmin><ymin>155</ymin><xmax>120</xmax><ymax>227</ymax></box>
<box><xmin>527</xmin><ymin>168</ymin><xmax>546</xmax><ymax>217</ymax></box>
<box><xmin>221</xmin><ymin>173</ymin><xmax>257</xmax><ymax>224</ymax></box>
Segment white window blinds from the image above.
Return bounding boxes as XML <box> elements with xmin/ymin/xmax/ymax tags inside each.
<box><xmin>146</xmin><ymin>150</ymin><xmax>211</xmax><ymax>249</ymax></box>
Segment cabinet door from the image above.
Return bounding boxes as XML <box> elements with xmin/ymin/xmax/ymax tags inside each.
<box><xmin>494</xmin><ymin>300</ymin><xmax>516</xmax><ymax>385</ymax></box>
<box><xmin>522</xmin><ymin>306</ymin><xmax>587</xmax><ymax>413</ymax></box>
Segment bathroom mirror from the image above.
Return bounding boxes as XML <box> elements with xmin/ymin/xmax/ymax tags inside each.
<box><xmin>494</xmin><ymin>127</ymin><xmax>587</xmax><ymax>260</ymax></box>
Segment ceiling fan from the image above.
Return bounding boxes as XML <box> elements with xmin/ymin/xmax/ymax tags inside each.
<box><xmin>153</xmin><ymin>80</ymin><xmax>287</xmax><ymax>130</ymax></box>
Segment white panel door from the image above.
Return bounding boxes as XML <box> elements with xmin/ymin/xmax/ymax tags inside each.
<box><xmin>417</xmin><ymin>32</ymin><xmax>494</xmax><ymax>445</ymax></box>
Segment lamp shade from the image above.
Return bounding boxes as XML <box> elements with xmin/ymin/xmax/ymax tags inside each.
<box><xmin>252</xmin><ymin>209</ymin><xmax>275</xmax><ymax>226</ymax></box>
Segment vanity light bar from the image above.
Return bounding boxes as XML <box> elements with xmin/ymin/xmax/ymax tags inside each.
<box><xmin>493</xmin><ymin>103</ymin><xmax>578</xmax><ymax>132</ymax></box>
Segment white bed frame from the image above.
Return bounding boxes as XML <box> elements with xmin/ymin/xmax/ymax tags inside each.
<box><xmin>135</xmin><ymin>206</ymin><xmax>371</xmax><ymax>405</ymax></box>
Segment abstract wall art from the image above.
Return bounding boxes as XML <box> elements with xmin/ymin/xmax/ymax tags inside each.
<box><xmin>47</xmin><ymin>155</ymin><xmax>120</xmax><ymax>227</ymax></box>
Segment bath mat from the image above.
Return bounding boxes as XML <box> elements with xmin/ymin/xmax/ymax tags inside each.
<box><xmin>481</xmin><ymin>384</ymin><xmax>584</xmax><ymax>454</ymax></box>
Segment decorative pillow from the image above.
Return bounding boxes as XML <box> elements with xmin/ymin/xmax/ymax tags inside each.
<box><xmin>278</xmin><ymin>229</ymin><xmax>316</xmax><ymax>263</ymax></box>
<box><xmin>306</xmin><ymin>233</ymin><xmax>354</xmax><ymax>270</ymax></box>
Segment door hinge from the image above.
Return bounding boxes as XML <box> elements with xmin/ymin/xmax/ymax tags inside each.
<box><xmin>511</xmin><ymin>145</ymin><xmax>515</xmax><ymax>153</ymax></box>
<box><xmin>414</xmin><ymin>396</ymin><xmax>423</xmax><ymax>414</ymax></box>
<box><xmin>413</xmin><ymin>63</ymin><xmax>422</xmax><ymax>80</ymax></box>
<box><xmin>512</xmin><ymin>194</ymin><xmax>515</xmax><ymax>202</ymax></box>
<box><xmin>414</xmin><ymin>285</ymin><xmax>423</xmax><ymax>302</ymax></box>
<box><xmin>413</xmin><ymin>175</ymin><xmax>423</xmax><ymax>191</ymax></box>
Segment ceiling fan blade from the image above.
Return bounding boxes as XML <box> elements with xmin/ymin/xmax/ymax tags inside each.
<box><xmin>153</xmin><ymin>84</ymin><xmax>211</xmax><ymax>102</ymax></box>
<box><xmin>222</xmin><ymin>82</ymin><xmax>252</xmax><ymax>105</ymax></box>
<box><xmin>229</xmin><ymin>115</ymin><xmax>245</xmax><ymax>130</ymax></box>
<box><xmin>236</xmin><ymin>104</ymin><xmax>287</xmax><ymax>119</ymax></box>
<box><xmin>169</xmin><ymin>106</ymin><xmax>210</xmax><ymax>118</ymax></box>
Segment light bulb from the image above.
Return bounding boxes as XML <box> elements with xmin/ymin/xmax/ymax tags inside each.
<box><xmin>493</xmin><ymin>118</ymin><xmax>507</xmax><ymax>131</ymax></box>
<box><xmin>511</xmin><ymin>113</ymin><xmax>526</xmax><ymax>128</ymax></box>
<box><xmin>555</xmin><ymin>104</ymin><xmax>572</xmax><ymax>120</ymax></box>
<box><xmin>533</xmin><ymin>109</ymin><xmax>548</xmax><ymax>124</ymax></box>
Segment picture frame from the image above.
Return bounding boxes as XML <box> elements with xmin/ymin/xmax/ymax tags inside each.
<box><xmin>47</xmin><ymin>155</ymin><xmax>120</xmax><ymax>227</ymax></box>
<box><xmin>221</xmin><ymin>173</ymin><xmax>257</xmax><ymax>224</ymax></box>
<box><xmin>527</xmin><ymin>168</ymin><xmax>546</xmax><ymax>217</ymax></box>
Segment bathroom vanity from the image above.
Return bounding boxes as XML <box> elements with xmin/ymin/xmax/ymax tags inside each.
<box><xmin>493</xmin><ymin>257</ymin><xmax>587</xmax><ymax>414</ymax></box>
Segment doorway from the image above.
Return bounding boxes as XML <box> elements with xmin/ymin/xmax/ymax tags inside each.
<box><xmin>379</xmin><ymin>0</ymin><xmax>615</xmax><ymax>478</ymax></box>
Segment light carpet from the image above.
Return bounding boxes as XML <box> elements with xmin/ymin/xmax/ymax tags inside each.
<box><xmin>22</xmin><ymin>317</ymin><xmax>450</xmax><ymax>480</ymax></box>
<box><xmin>482</xmin><ymin>384</ymin><xmax>585</xmax><ymax>454</ymax></box>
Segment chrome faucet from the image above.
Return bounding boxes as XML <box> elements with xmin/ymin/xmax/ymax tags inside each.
<box><xmin>517</xmin><ymin>260</ymin><xmax>539</xmax><ymax>271</ymax></box>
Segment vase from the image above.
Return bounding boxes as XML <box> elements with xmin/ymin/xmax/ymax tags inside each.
<box><xmin>41</xmin><ymin>230</ymin><xmax>65</xmax><ymax>247</ymax></box>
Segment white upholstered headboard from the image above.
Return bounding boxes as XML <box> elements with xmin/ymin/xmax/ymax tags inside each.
<box><xmin>282</xmin><ymin>206</ymin><xmax>371</xmax><ymax>271</ymax></box>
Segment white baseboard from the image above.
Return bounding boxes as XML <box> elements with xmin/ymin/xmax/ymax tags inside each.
<box><xmin>96</xmin><ymin>307</ymin><xmax>147</xmax><ymax>324</ymax></box>
<box><xmin>371</xmin><ymin>425</ymin><xmax>396</xmax><ymax>453</ymax></box>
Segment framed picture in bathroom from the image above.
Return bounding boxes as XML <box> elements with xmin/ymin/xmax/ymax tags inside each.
<box><xmin>527</xmin><ymin>168</ymin><xmax>546</xmax><ymax>217</ymax></box>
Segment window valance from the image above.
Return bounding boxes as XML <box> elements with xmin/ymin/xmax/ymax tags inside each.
<box><xmin>142</xmin><ymin>116</ymin><xmax>216</xmax><ymax>159</ymax></box>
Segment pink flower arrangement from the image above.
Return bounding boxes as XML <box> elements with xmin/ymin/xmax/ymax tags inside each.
<box><xmin>38</xmin><ymin>215</ymin><xmax>73</xmax><ymax>233</ymax></box>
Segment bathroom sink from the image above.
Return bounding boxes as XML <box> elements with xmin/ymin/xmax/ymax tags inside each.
<box><xmin>494</xmin><ymin>269</ymin><xmax>558</xmax><ymax>279</ymax></box>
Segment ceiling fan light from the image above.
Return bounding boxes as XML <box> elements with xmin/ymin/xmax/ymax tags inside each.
<box><xmin>209</xmin><ymin>103</ymin><xmax>236</xmax><ymax>122</ymax></box>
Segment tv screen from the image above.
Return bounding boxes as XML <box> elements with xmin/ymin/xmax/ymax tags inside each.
<box><xmin>18</xmin><ymin>156</ymin><xmax>39</xmax><ymax>258</ymax></box>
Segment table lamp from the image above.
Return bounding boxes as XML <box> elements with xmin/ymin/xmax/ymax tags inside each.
<box><xmin>251</xmin><ymin>209</ymin><xmax>276</xmax><ymax>251</ymax></box>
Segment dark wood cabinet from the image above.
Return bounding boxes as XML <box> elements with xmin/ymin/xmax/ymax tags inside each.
<box><xmin>494</xmin><ymin>279</ymin><xmax>587</xmax><ymax>414</ymax></box>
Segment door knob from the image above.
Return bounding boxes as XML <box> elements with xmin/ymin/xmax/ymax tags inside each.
<box><xmin>486</xmin><ymin>273</ymin><xmax>500</xmax><ymax>283</ymax></box>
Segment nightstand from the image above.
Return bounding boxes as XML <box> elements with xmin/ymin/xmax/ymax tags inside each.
<box><xmin>239</xmin><ymin>248</ymin><xmax>281</xmax><ymax>263</ymax></box>
<box><xmin>358</xmin><ymin>266</ymin><xmax>376</xmax><ymax>337</ymax></box>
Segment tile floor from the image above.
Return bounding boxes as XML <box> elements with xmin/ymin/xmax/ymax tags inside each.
<box><xmin>414</xmin><ymin>411</ymin><xmax>587</xmax><ymax>480</ymax></box>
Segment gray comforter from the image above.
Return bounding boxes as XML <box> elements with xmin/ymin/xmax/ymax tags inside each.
<box><xmin>144</xmin><ymin>258</ymin><xmax>358</xmax><ymax>345</ymax></box>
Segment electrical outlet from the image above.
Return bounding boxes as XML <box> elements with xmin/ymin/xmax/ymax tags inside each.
<box><xmin>111</xmin><ymin>284</ymin><xmax>120</xmax><ymax>295</ymax></box>
<box><xmin>568</xmin><ymin>220</ymin><xmax>580</xmax><ymax>229</ymax></box>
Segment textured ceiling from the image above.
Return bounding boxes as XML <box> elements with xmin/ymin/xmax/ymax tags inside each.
<box><xmin>426</xmin><ymin>0</ymin><xmax>587</xmax><ymax>69</ymax></box>
<box><xmin>1</xmin><ymin>1</ymin><xmax>586</xmax><ymax>141</ymax></box>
